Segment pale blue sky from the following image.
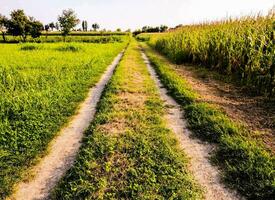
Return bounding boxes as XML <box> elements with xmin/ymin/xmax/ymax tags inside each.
<box><xmin>0</xmin><ymin>0</ymin><xmax>274</xmax><ymax>31</ymax></box>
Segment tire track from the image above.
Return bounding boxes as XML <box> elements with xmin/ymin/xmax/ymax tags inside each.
<box><xmin>11</xmin><ymin>51</ymin><xmax>124</xmax><ymax>200</ymax></box>
<box><xmin>141</xmin><ymin>51</ymin><xmax>242</xmax><ymax>200</ymax></box>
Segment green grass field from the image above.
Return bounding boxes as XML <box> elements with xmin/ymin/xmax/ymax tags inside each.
<box><xmin>0</xmin><ymin>41</ymin><xmax>128</xmax><ymax>197</ymax></box>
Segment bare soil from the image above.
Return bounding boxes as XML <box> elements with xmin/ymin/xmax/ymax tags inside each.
<box><xmin>173</xmin><ymin>65</ymin><xmax>275</xmax><ymax>153</ymax></box>
<box><xmin>142</xmin><ymin>52</ymin><xmax>243</xmax><ymax>200</ymax></box>
<box><xmin>10</xmin><ymin>52</ymin><xmax>124</xmax><ymax>200</ymax></box>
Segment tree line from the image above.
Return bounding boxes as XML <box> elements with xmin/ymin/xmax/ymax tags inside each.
<box><xmin>0</xmin><ymin>10</ymin><xmax>43</xmax><ymax>42</ymax></box>
<box><xmin>0</xmin><ymin>8</ymin><xmax>169</xmax><ymax>42</ymax></box>
<box><xmin>133</xmin><ymin>25</ymin><xmax>168</xmax><ymax>36</ymax></box>
<box><xmin>0</xmin><ymin>9</ymin><xmax>103</xmax><ymax>42</ymax></box>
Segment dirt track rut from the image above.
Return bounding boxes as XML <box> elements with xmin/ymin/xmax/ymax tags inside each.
<box><xmin>142</xmin><ymin>51</ymin><xmax>242</xmax><ymax>200</ymax></box>
<box><xmin>11</xmin><ymin>51</ymin><xmax>124</xmax><ymax>200</ymax></box>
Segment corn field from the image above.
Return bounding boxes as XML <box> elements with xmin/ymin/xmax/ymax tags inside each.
<box><xmin>148</xmin><ymin>11</ymin><xmax>275</xmax><ymax>96</ymax></box>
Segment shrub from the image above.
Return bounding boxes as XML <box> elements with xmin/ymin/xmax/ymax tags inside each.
<box><xmin>20</xmin><ymin>44</ymin><xmax>41</xmax><ymax>51</ymax></box>
<box><xmin>56</xmin><ymin>44</ymin><xmax>82</xmax><ymax>52</ymax></box>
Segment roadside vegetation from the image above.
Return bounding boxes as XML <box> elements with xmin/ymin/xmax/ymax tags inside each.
<box><xmin>141</xmin><ymin>43</ymin><xmax>275</xmax><ymax>200</ymax></box>
<box><xmin>139</xmin><ymin>11</ymin><xmax>275</xmax><ymax>97</ymax></box>
<box><xmin>51</xmin><ymin>40</ymin><xmax>203</xmax><ymax>199</ymax></box>
<box><xmin>0</xmin><ymin>41</ymin><xmax>127</xmax><ymax>198</ymax></box>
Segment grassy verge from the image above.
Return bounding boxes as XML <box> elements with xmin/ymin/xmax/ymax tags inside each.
<box><xmin>0</xmin><ymin>42</ymin><xmax>127</xmax><ymax>198</ymax></box>
<box><xmin>51</xmin><ymin>40</ymin><xmax>203</xmax><ymax>199</ymax></box>
<box><xmin>141</xmin><ymin>43</ymin><xmax>275</xmax><ymax>200</ymax></box>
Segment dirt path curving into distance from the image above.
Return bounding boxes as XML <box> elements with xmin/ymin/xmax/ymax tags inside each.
<box><xmin>11</xmin><ymin>51</ymin><xmax>124</xmax><ymax>200</ymax></box>
<box><xmin>142</xmin><ymin>51</ymin><xmax>243</xmax><ymax>200</ymax></box>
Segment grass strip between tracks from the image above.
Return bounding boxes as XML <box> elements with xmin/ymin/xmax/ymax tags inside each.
<box><xmin>52</xmin><ymin>40</ymin><xmax>203</xmax><ymax>199</ymax></box>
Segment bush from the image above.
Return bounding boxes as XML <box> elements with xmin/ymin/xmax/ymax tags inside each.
<box><xmin>20</xmin><ymin>44</ymin><xmax>41</xmax><ymax>51</ymax></box>
<box><xmin>56</xmin><ymin>44</ymin><xmax>83</xmax><ymax>52</ymax></box>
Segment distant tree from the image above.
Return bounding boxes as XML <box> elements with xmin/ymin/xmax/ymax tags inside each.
<box><xmin>55</xmin><ymin>22</ymin><xmax>60</xmax><ymax>31</ymax></box>
<box><xmin>133</xmin><ymin>29</ymin><xmax>142</xmax><ymax>36</ymax></box>
<box><xmin>92</xmin><ymin>23</ymin><xmax>100</xmax><ymax>31</ymax></box>
<box><xmin>147</xmin><ymin>26</ymin><xmax>160</xmax><ymax>33</ymax></box>
<box><xmin>28</xmin><ymin>18</ymin><xmax>43</xmax><ymax>38</ymax></box>
<box><xmin>44</xmin><ymin>24</ymin><xmax>50</xmax><ymax>31</ymax></box>
<box><xmin>134</xmin><ymin>25</ymin><xmax>164</xmax><ymax>35</ymax></box>
<box><xmin>58</xmin><ymin>9</ymin><xmax>80</xmax><ymax>41</ymax></box>
<box><xmin>49</xmin><ymin>22</ymin><xmax>55</xmax><ymax>31</ymax></box>
<box><xmin>160</xmin><ymin>25</ymin><xmax>168</xmax><ymax>32</ymax></box>
<box><xmin>125</xmin><ymin>29</ymin><xmax>131</xmax><ymax>33</ymax></box>
<box><xmin>116</xmin><ymin>28</ymin><xmax>121</xmax><ymax>32</ymax></box>
<box><xmin>4</xmin><ymin>9</ymin><xmax>43</xmax><ymax>42</ymax></box>
<box><xmin>82</xmin><ymin>20</ymin><xmax>88</xmax><ymax>31</ymax></box>
<box><xmin>142</xmin><ymin>26</ymin><xmax>149</xmax><ymax>32</ymax></box>
<box><xmin>82</xmin><ymin>21</ymin><xmax>85</xmax><ymax>31</ymax></box>
<box><xmin>6</xmin><ymin>9</ymin><xmax>29</xmax><ymax>42</ymax></box>
<box><xmin>0</xmin><ymin>14</ymin><xmax>8</xmax><ymax>42</ymax></box>
<box><xmin>175</xmin><ymin>24</ymin><xmax>183</xmax><ymax>29</ymax></box>
<box><xmin>85</xmin><ymin>21</ymin><xmax>88</xmax><ymax>31</ymax></box>
<box><xmin>44</xmin><ymin>24</ymin><xmax>50</xmax><ymax>38</ymax></box>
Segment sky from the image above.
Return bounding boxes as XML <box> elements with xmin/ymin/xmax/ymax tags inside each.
<box><xmin>0</xmin><ymin>0</ymin><xmax>274</xmax><ymax>31</ymax></box>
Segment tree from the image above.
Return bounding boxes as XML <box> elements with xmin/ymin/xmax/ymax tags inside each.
<box><xmin>49</xmin><ymin>22</ymin><xmax>55</xmax><ymax>31</ymax></box>
<box><xmin>58</xmin><ymin>9</ymin><xmax>79</xmax><ymax>41</ymax></box>
<box><xmin>160</xmin><ymin>25</ymin><xmax>168</xmax><ymax>32</ymax></box>
<box><xmin>28</xmin><ymin>19</ymin><xmax>43</xmax><ymax>38</ymax></box>
<box><xmin>5</xmin><ymin>9</ymin><xmax>43</xmax><ymax>42</ymax></box>
<box><xmin>6</xmin><ymin>9</ymin><xmax>29</xmax><ymax>42</ymax></box>
<box><xmin>82</xmin><ymin>21</ymin><xmax>85</xmax><ymax>31</ymax></box>
<box><xmin>142</xmin><ymin>26</ymin><xmax>149</xmax><ymax>32</ymax></box>
<box><xmin>0</xmin><ymin>14</ymin><xmax>8</xmax><ymax>42</ymax></box>
<box><xmin>55</xmin><ymin>22</ymin><xmax>60</xmax><ymax>31</ymax></box>
<box><xmin>85</xmin><ymin>21</ymin><xmax>88</xmax><ymax>31</ymax></box>
<box><xmin>44</xmin><ymin>24</ymin><xmax>50</xmax><ymax>32</ymax></box>
<box><xmin>92</xmin><ymin>23</ymin><xmax>99</xmax><ymax>32</ymax></box>
<box><xmin>82</xmin><ymin>20</ymin><xmax>88</xmax><ymax>31</ymax></box>
<box><xmin>44</xmin><ymin>24</ymin><xmax>50</xmax><ymax>38</ymax></box>
<box><xmin>116</xmin><ymin>28</ymin><xmax>121</xmax><ymax>32</ymax></box>
<box><xmin>133</xmin><ymin>29</ymin><xmax>142</xmax><ymax>36</ymax></box>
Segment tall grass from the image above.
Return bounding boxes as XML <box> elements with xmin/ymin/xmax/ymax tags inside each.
<box><xmin>0</xmin><ymin>42</ymin><xmax>127</xmax><ymax>198</ymax></box>
<box><xmin>146</xmin><ymin>10</ymin><xmax>275</xmax><ymax>96</ymax></box>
